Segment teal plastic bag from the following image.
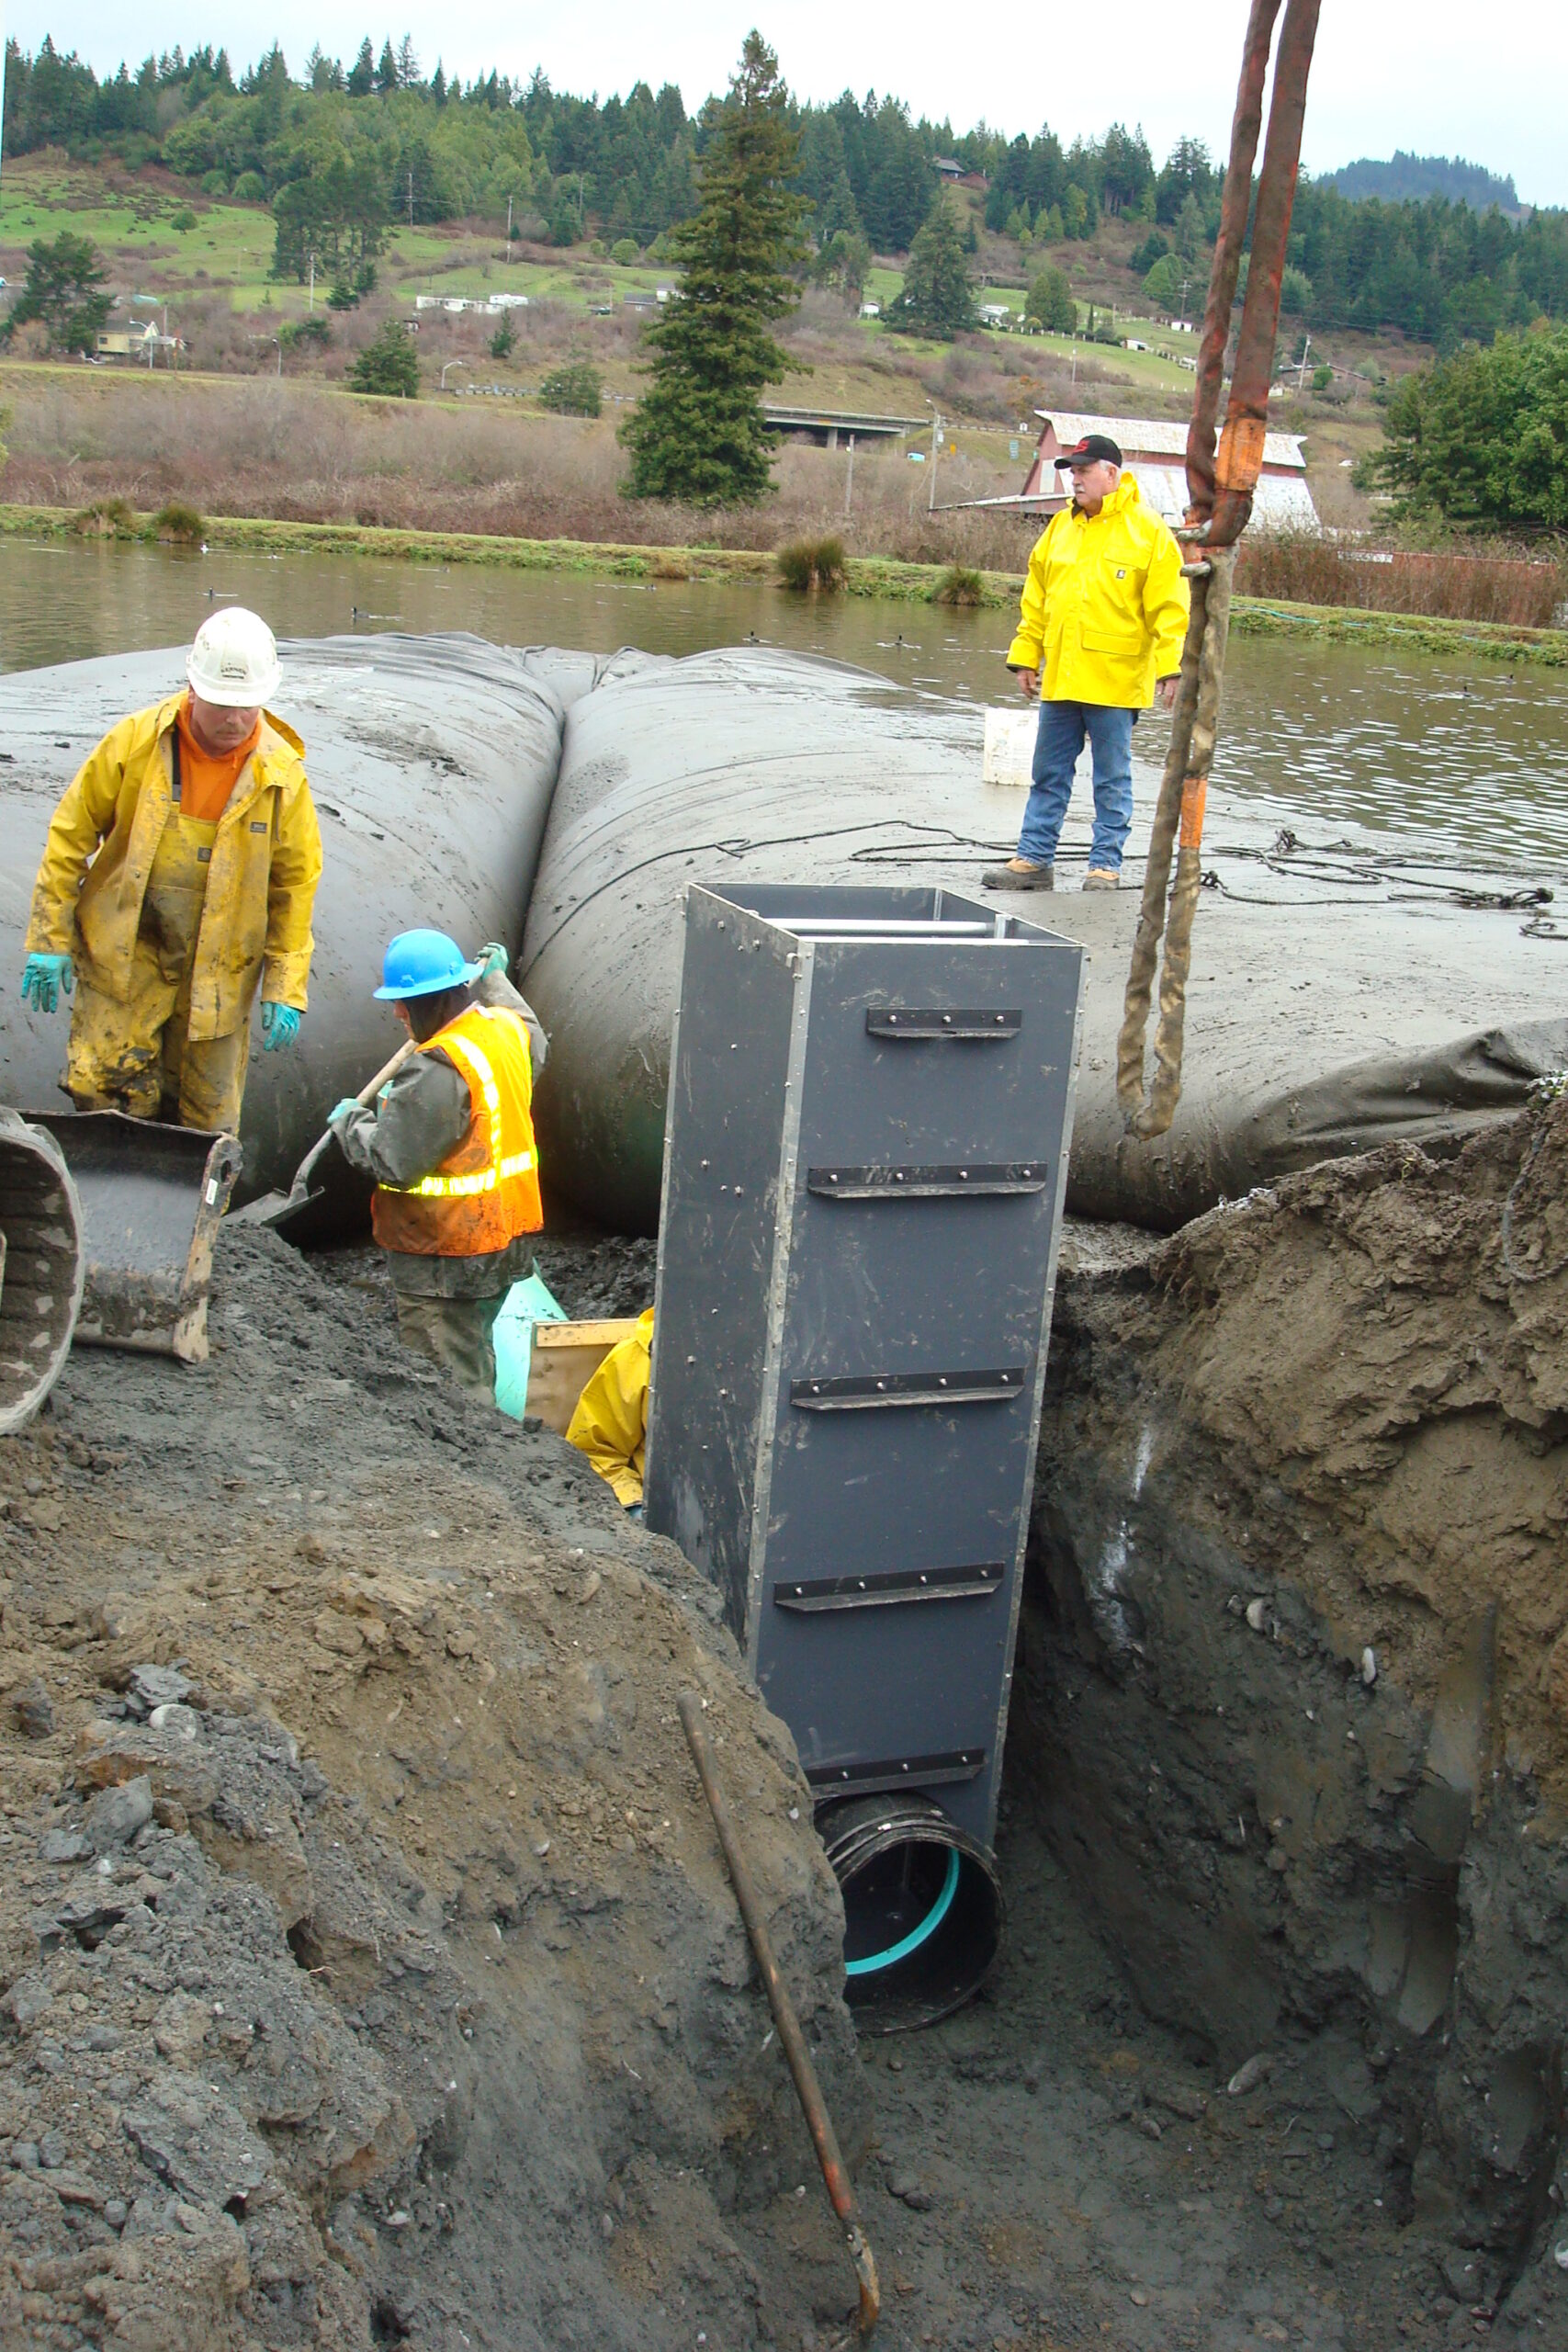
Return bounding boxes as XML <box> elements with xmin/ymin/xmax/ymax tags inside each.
<box><xmin>492</xmin><ymin>1270</ymin><xmax>568</xmax><ymax>1419</ymax></box>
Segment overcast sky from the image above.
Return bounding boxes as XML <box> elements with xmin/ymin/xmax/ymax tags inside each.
<box><xmin>8</xmin><ymin>1</ymin><xmax>1566</xmax><ymax>208</ymax></box>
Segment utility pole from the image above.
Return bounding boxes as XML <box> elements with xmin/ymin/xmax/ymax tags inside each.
<box><xmin>308</xmin><ymin>251</ymin><xmax>316</xmax><ymax>311</ymax></box>
<box><xmin>506</xmin><ymin>195</ymin><xmax>513</xmax><ymax>252</ymax></box>
<box><xmin>1296</xmin><ymin>332</ymin><xmax>1312</xmax><ymax>392</ymax></box>
<box><xmin>928</xmin><ymin>411</ymin><xmax>941</xmax><ymax>513</ymax></box>
<box><xmin>408</xmin><ymin>170</ymin><xmax>414</xmax><ymax>229</ymax></box>
<box><xmin>843</xmin><ymin>432</ymin><xmax>856</xmax><ymax>521</ymax></box>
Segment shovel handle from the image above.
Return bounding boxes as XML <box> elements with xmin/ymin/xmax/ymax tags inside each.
<box><xmin>355</xmin><ymin>1035</ymin><xmax>419</xmax><ymax>1108</ymax></box>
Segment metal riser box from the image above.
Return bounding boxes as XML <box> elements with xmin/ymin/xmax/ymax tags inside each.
<box><xmin>644</xmin><ymin>884</ymin><xmax>1083</xmax><ymax>1856</ymax></box>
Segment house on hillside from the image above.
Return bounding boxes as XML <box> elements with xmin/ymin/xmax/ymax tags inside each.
<box><xmin>95</xmin><ymin>322</ymin><xmax>184</xmax><ymax>366</ymax></box>
<box><xmin>1020</xmin><ymin>411</ymin><xmax>1317</xmax><ymax>529</ymax></box>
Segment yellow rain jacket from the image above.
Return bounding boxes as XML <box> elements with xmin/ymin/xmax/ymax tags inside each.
<box><xmin>1007</xmin><ymin>474</ymin><xmax>1189</xmax><ymax>708</ymax></box>
<box><xmin>25</xmin><ymin>694</ymin><xmax>322</xmax><ymax>1038</ymax></box>
<box><xmin>566</xmin><ymin>1308</ymin><xmax>654</xmax><ymax>1509</ymax></box>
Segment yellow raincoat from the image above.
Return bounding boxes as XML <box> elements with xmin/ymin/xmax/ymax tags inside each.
<box><xmin>25</xmin><ymin>695</ymin><xmax>321</xmax><ymax>1127</ymax></box>
<box><xmin>1007</xmin><ymin>474</ymin><xmax>1189</xmax><ymax>708</ymax></box>
<box><xmin>566</xmin><ymin>1309</ymin><xmax>654</xmax><ymax>1508</ymax></box>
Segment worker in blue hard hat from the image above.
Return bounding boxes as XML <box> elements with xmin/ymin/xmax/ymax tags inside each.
<box><xmin>328</xmin><ymin>928</ymin><xmax>548</xmax><ymax>1404</ymax></box>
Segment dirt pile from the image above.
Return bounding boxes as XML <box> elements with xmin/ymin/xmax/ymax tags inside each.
<box><xmin>0</xmin><ymin>1226</ymin><xmax>866</xmax><ymax>2352</ymax></box>
<box><xmin>1019</xmin><ymin>1095</ymin><xmax>1568</xmax><ymax>2330</ymax></box>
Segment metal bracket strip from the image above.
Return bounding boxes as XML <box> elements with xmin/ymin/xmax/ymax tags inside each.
<box><xmin>807</xmin><ymin>1162</ymin><xmax>1048</xmax><ymax>1199</ymax></box>
<box><xmin>772</xmin><ymin>1562</ymin><xmax>1005</xmax><ymax>1612</ymax></box>
<box><xmin>866</xmin><ymin>1009</ymin><xmax>1021</xmax><ymax>1040</ymax></box>
<box><xmin>806</xmin><ymin>1748</ymin><xmax>988</xmax><ymax>1797</ymax></box>
<box><xmin>791</xmin><ymin>1368</ymin><xmax>1025</xmax><ymax>1410</ymax></box>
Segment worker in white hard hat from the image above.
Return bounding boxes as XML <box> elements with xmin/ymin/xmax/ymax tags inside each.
<box><xmin>21</xmin><ymin>608</ymin><xmax>322</xmax><ymax>1135</ymax></box>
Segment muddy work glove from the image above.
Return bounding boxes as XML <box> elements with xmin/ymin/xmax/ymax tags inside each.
<box><xmin>327</xmin><ymin>1097</ymin><xmax>365</xmax><ymax>1136</ymax></box>
<box><xmin>261</xmin><ymin>1001</ymin><xmax>300</xmax><ymax>1052</ymax></box>
<box><xmin>477</xmin><ymin>942</ymin><xmax>509</xmax><ymax>978</ymax></box>
<box><xmin>21</xmin><ymin>954</ymin><xmax>73</xmax><ymax>1012</ymax></box>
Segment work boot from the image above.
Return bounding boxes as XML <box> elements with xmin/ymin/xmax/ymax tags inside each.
<box><xmin>982</xmin><ymin>858</ymin><xmax>1054</xmax><ymax>891</ymax></box>
<box><xmin>1082</xmin><ymin>867</ymin><xmax>1121</xmax><ymax>891</ymax></box>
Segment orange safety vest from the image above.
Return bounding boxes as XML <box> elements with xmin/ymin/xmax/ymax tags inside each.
<box><xmin>371</xmin><ymin>1002</ymin><xmax>543</xmax><ymax>1258</ymax></box>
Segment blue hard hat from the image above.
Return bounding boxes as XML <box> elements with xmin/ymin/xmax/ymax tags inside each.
<box><xmin>374</xmin><ymin>929</ymin><xmax>484</xmax><ymax>1001</ymax></box>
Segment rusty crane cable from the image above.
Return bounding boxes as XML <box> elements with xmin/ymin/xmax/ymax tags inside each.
<box><xmin>1117</xmin><ymin>0</ymin><xmax>1322</xmax><ymax>1137</ymax></box>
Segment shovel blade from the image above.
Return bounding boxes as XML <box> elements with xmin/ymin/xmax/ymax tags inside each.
<box><xmin>23</xmin><ymin>1111</ymin><xmax>241</xmax><ymax>1363</ymax></box>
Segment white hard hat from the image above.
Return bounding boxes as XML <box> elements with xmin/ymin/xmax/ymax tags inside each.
<box><xmin>186</xmin><ymin>607</ymin><xmax>281</xmax><ymax>707</ymax></box>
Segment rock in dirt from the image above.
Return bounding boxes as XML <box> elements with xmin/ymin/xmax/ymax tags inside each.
<box><xmin>10</xmin><ymin>1677</ymin><xmax>53</xmax><ymax>1738</ymax></box>
<box><xmin>85</xmin><ymin>1772</ymin><xmax>153</xmax><ymax>1849</ymax></box>
<box><xmin>1227</xmin><ymin>2056</ymin><xmax>1273</xmax><ymax>2098</ymax></box>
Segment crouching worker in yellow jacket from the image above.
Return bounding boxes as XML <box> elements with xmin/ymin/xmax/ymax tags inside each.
<box><xmin>22</xmin><ymin>608</ymin><xmax>322</xmax><ymax>1134</ymax></box>
<box><xmin>330</xmin><ymin>930</ymin><xmax>548</xmax><ymax>1406</ymax></box>
<box><xmin>567</xmin><ymin>1309</ymin><xmax>654</xmax><ymax>1517</ymax></box>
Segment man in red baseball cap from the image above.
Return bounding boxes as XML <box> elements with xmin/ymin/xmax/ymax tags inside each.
<box><xmin>984</xmin><ymin>430</ymin><xmax>1188</xmax><ymax>892</ymax></box>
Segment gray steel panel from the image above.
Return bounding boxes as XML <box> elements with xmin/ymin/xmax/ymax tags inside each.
<box><xmin>642</xmin><ymin>891</ymin><xmax>798</xmax><ymax>1627</ymax></box>
<box><xmin>644</xmin><ymin>884</ymin><xmax>1084</xmax><ymax>1855</ymax></box>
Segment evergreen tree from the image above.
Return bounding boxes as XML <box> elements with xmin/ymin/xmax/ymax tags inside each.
<box><xmin>1370</xmin><ymin>323</ymin><xmax>1568</xmax><ymax>526</ymax></box>
<box><xmin>621</xmin><ymin>31</ymin><xmax>806</xmax><ymax>506</ymax></box>
<box><xmin>888</xmin><ymin>196</ymin><xmax>975</xmax><ymax>338</ymax></box>
<box><xmin>347</xmin><ymin>39</ymin><xmax>375</xmax><ymax>96</ymax></box>
<box><xmin>350</xmin><ymin>317</ymin><xmax>420</xmax><ymax>396</ymax></box>
<box><xmin>376</xmin><ymin>41</ymin><xmax>399</xmax><ymax>95</ymax></box>
<box><xmin>2</xmin><ymin>232</ymin><xmax>111</xmax><ymax>353</ymax></box>
<box><xmin>1027</xmin><ymin>264</ymin><xmax>1077</xmax><ymax>334</ymax></box>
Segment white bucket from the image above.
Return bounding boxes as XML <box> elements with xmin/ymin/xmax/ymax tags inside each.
<box><xmin>982</xmin><ymin>706</ymin><xmax>1036</xmax><ymax>789</ymax></box>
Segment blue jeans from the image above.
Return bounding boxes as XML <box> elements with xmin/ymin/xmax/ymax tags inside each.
<box><xmin>1017</xmin><ymin>699</ymin><xmax>1135</xmax><ymax>873</ymax></box>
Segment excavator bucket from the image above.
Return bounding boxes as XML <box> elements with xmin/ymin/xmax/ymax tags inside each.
<box><xmin>0</xmin><ymin>1110</ymin><xmax>86</xmax><ymax>1434</ymax></box>
<box><xmin>23</xmin><ymin>1112</ymin><xmax>242</xmax><ymax>1365</ymax></box>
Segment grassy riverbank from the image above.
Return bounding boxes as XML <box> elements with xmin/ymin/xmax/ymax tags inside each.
<box><xmin>5</xmin><ymin>502</ymin><xmax>1567</xmax><ymax>666</ymax></box>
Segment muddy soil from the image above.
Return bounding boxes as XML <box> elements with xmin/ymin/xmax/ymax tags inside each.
<box><xmin>1019</xmin><ymin>1096</ymin><xmax>1568</xmax><ymax>2341</ymax></box>
<box><xmin>0</xmin><ymin>1226</ymin><xmax>864</xmax><ymax>2351</ymax></box>
<box><xmin>6</xmin><ymin>1113</ymin><xmax>1568</xmax><ymax>2351</ymax></box>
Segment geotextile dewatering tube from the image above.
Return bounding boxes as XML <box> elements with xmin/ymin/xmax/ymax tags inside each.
<box><xmin>818</xmin><ymin>1793</ymin><xmax>1004</xmax><ymax>2035</ymax></box>
<box><xmin>0</xmin><ymin>1110</ymin><xmax>85</xmax><ymax>1433</ymax></box>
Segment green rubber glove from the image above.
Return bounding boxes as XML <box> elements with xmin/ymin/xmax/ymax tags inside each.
<box><xmin>478</xmin><ymin>941</ymin><xmax>509</xmax><ymax>978</ymax></box>
<box><xmin>21</xmin><ymin>954</ymin><xmax>73</xmax><ymax>1013</ymax></box>
<box><xmin>261</xmin><ymin>1001</ymin><xmax>300</xmax><ymax>1052</ymax></box>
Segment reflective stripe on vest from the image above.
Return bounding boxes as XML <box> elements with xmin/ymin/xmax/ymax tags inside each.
<box><xmin>393</xmin><ymin>1025</ymin><xmax>533</xmax><ymax>1199</ymax></box>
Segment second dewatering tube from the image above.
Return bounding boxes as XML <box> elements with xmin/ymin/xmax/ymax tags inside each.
<box><xmin>677</xmin><ymin>1691</ymin><xmax>881</xmax><ymax>2339</ymax></box>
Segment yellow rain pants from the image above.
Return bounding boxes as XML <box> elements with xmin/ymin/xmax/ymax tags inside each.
<box><xmin>65</xmin><ymin>810</ymin><xmax>249</xmax><ymax>1132</ymax></box>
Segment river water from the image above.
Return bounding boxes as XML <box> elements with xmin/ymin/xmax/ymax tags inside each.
<box><xmin>2</xmin><ymin>537</ymin><xmax>1564</xmax><ymax>871</ymax></box>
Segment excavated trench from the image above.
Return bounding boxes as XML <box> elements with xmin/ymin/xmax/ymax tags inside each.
<box><xmin>316</xmin><ymin>1097</ymin><xmax>1568</xmax><ymax>2350</ymax></box>
<box><xmin>4</xmin><ymin>1141</ymin><xmax>1565</xmax><ymax>2351</ymax></box>
<box><xmin>5</xmin><ymin>638</ymin><xmax>1567</xmax><ymax>2346</ymax></box>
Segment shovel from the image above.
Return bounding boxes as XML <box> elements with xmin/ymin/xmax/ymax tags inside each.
<box><xmin>231</xmin><ymin>1037</ymin><xmax>418</xmax><ymax>1232</ymax></box>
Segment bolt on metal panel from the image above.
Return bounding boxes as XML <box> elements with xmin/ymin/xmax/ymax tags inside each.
<box><xmin>645</xmin><ymin>883</ymin><xmax>1084</xmax><ymax>1853</ymax></box>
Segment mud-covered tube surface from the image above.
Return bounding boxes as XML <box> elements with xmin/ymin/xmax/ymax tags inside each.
<box><xmin>0</xmin><ymin>635</ymin><xmax>565</xmax><ymax>1220</ymax></box>
<box><xmin>522</xmin><ymin>648</ymin><xmax>1568</xmax><ymax>1233</ymax></box>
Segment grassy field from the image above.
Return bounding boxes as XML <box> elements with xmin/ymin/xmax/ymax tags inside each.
<box><xmin>0</xmin><ymin>151</ymin><xmax>1387</xmax><ymax>543</ymax></box>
